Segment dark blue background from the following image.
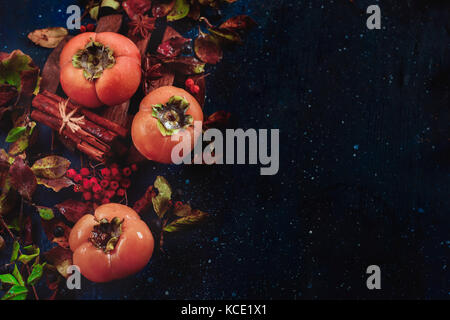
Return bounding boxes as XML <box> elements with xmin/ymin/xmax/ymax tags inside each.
<box><xmin>0</xmin><ymin>0</ymin><xmax>449</xmax><ymax>299</ymax></box>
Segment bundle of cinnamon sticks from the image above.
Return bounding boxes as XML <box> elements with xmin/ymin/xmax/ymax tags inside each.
<box><xmin>31</xmin><ymin>90</ymin><xmax>128</xmax><ymax>161</ymax></box>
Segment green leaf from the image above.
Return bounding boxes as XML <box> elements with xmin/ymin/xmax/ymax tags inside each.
<box><xmin>36</xmin><ymin>206</ymin><xmax>54</xmax><ymax>220</ymax></box>
<box><xmin>10</xmin><ymin>241</ymin><xmax>20</xmax><ymax>262</ymax></box>
<box><xmin>31</xmin><ymin>155</ymin><xmax>71</xmax><ymax>179</ymax></box>
<box><xmin>151</xmin><ymin>176</ymin><xmax>172</xmax><ymax>218</ymax></box>
<box><xmin>5</xmin><ymin>126</ymin><xmax>26</xmax><ymax>143</ymax></box>
<box><xmin>0</xmin><ymin>274</ymin><xmax>19</xmax><ymax>286</ymax></box>
<box><xmin>1</xmin><ymin>285</ymin><xmax>28</xmax><ymax>300</ymax></box>
<box><xmin>27</xmin><ymin>262</ymin><xmax>46</xmax><ymax>286</ymax></box>
<box><xmin>167</xmin><ymin>0</ymin><xmax>190</xmax><ymax>21</ymax></box>
<box><xmin>163</xmin><ymin>210</ymin><xmax>208</xmax><ymax>232</ymax></box>
<box><xmin>18</xmin><ymin>246</ymin><xmax>40</xmax><ymax>264</ymax></box>
<box><xmin>12</xmin><ymin>264</ymin><xmax>24</xmax><ymax>286</ymax></box>
<box><xmin>8</xmin><ymin>121</ymin><xmax>36</xmax><ymax>156</ymax></box>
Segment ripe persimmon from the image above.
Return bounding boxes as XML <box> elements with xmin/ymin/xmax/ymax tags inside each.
<box><xmin>59</xmin><ymin>32</ymin><xmax>141</xmax><ymax>108</ymax></box>
<box><xmin>131</xmin><ymin>86</ymin><xmax>203</xmax><ymax>164</ymax></box>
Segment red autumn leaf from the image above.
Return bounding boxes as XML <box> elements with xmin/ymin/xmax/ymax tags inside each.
<box><xmin>194</xmin><ymin>31</ymin><xmax>223</xmax><ymax>65</ymax></box>
<box><xmin>157</xmin><ymin>36</ymin><xmax>191</xmax><ymax>58</ymax></box>
<box><xmin>0</xmin><ymin>84</ymin><xmax>18</xmax><ymax>108</ymax></box>
<box><xmin>219</xmin><ymin>15</ymin><xmax>257</xmax><ymax>32</ymax></box>
<box><xmin>122</xmin><ymin>0</ymin><xmax>152</xmax><ymax>19</ymax></box>
<box><xmin>160</xmin><ymin>56</ymin><xmax>205</xmax><ymax>75</ymax></box>
<box><xmin>55</xmin><ymin>199</ymin><xmax>92</xmax><ymax>224</ymax></box>
<box><xmin>9</xmin><ymin>157</ymin><xmax>37</xmax><ymax>201</ymax></box>
<box><xmin>152</xmin><ymin>0</ymin><xmax>176</xmax><ymax>18</ymax></box>
<box><xmin>41</xmin><ymin>218</ymin><xmax>71</xmax><ymax>249</ymax></box>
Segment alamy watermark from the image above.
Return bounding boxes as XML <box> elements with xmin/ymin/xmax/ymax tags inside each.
<box><xmin>171</xmin><ymin>121</ymin><xmax>279</xmax><ymax>176</ymax></box>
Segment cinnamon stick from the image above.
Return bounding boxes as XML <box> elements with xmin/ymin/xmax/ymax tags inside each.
<box><xmin>30</xmin><ymin>110</ymin><xmax>108</xmax><ymax>162</ymax></box>
<box><xmin>33</xmin><ymin>93</ymin><xmax>118</xmax><ymax>143</ymax></box>
<box><xmin>41</xmin><ymin>90</ymin><xmax>128</xmax><ymax>138</ymax></box>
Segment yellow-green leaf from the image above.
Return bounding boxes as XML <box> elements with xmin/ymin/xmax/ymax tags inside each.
<box><xmin>1</xmin><ymin>285</ymin><xmax>27</xmax><ymax>300</ymax></box>
<box><xmin>31</xmin><ymin>155</ymin><xmax>71</xmax><ymax>179</ymax></box>
<box><xmin>167</xmin><ymin>0</ymin><xmax>190</xmax><ymax>21</ymax></box>
<box><xmin>151</xmin><ymin>176</ymin><xmax>172</xmax><ymax>218</ymax></box>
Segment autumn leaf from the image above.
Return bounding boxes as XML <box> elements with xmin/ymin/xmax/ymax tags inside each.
<box><xmin>195</xmin><ymin>30</ymin><xmax>223</xmax><ymax>64</ymax></box>
<box><xmin>161</xmin><ymin>56</ymin><xmax>205</xmax><ymax>75</ymax></box>
<box><xmin>157</xmin><ymin>36</ymin><xmax>191</xmax><ymax>58</ymax></box>
<box><xmin>41</xmin><ymin>218</ymin><xmax>71</xmax><ymax>249</ymax></box>
<box><xmin>152</xmin><ymin>176</ymin><xmax>172</xmax><ymax>218</ymax></box>
<box><xmin>122</xmin><ymin>0</ymin><xmax>152</xmax><ymax>18</ymax></box>
<box><xmin>36</xmin><ymin>177</ymin><xmax>74</xmax><ymax>192</ymax></box>
<box><xmin>36</xmin><ymin>206</ymin><xmax>55</xmax><ymax>220</ymax></box>
<box><xmin>5</xmin><ymin>126</ymin><xmax>26</xmax><ymax>143</ymax></box>
<box><xmin>219</xmin><ymin>15</ymin><xmax>257</xmax><ymax>32</ymax></box>
<box><xmin>27</xmin><ymin>27</ymin><xmax>68</xmax><ymax>48</ymax></box>
<box><xmin>0</xmin><ymin>84</ymin><xmax>18</xmax><ymax>108</ymax></box>
<box><xmin>203</xmin><ymin>110</ymin><xmax>232</xmax><ymax>130</ymax></box>
<box><xmin>167</xmin><ymin>0</ymin><xmax>190</xmax><ymax>21</ymax></box>
<box><xmin>31</xmin><ymin>155</ymin><xmax>71</xmax><ymax>179</ymax></box>
<box><xmin>8</xmin><ymin>121</ymin><xmax>36</xmax><ymax>156</ymax></box>
<box><xmin>8</xmin><ymin>157</ymin><xmax>36</xmax><ymax>201</ymax></box>
<box><xmin>0</xmin><ymin>50</ymin><xmax>40</xmax><ymax>97</ymax></box>
<box><xmin>164</xmin><ymin>209</ymin><xmax>208</xmax><ymax>232</ymax></box>
<box><xmin>55</xmin><ymin>199</ymin><xmax>92</xmax><ymax>224</ymax></box>
<box><xmin>44</xmin><ymin>246</ymin><xmax>73</xmax><ymax>278</ymax></box>
<box><xmin>152</xmin><ymin>0</ymin><xmax>176</xmax><ymax>18</ymax></box>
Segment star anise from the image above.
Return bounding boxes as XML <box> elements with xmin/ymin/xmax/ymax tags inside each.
<box><xmin>143</xmin><ymin>55</ymin><xmax>163</xmax><ymax>80</ymax></box>
<box><xmin>128</xmin><ymin>14</ymin><xmax>156</xmax><ymax>39</ymax></box>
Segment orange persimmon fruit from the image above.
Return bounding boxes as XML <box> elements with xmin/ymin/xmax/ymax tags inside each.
<box><xmin>59</xmin><ymin>32</ymin><xmax>141</xmax><ymax>108</ymax></box>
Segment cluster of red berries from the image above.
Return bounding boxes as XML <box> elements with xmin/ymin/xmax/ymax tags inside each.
<box><xmin>79</xmin><ymin>24</ymin><xmax>95</xmax><ymax>33</ymax></box>
<box><xmin>66</xmin><ymin>163</ymin><xmax>138</xmax><ymax>206</ymax></box>
<box><xmin>185</xmin><ymin>78</ymin><xmax>200</xmax><ymax>95</ymax></box>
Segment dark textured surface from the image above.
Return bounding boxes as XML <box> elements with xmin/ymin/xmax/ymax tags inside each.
<box><xmin>0</xmin><ymin>0</ymin><xmax>449</xmax><ymax>299</ymax></box>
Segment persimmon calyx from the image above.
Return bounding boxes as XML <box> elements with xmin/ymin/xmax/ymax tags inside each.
<box><xmin>152</xmin><ymin>96</ymin><xmax>194</xmax><ymax>136</ymax></box>
<box><xmin>72</xmin><ymin>40</ymin><xmax>115</xmax><ymax>81</ymax></box>
<box><xmin>89</xmin><ymin>217</ymin><xmax>123</xmax><ymax>253</ymax></box>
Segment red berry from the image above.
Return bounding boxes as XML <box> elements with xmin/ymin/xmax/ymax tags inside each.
<box><xmin>83</xmin><ymin>192</ymin><xmax>92</xmax><ymax>201</ymax></box>
<box><xmin>130</xmin><ymin>164</ymin><xmax>138</xmax><ymax>172</ymax></box>
<box><xmin>110</xmin><ymin>181</ymin><xmax>120</xmax><ymax>190</ymax></box>
<box><xmin>105</xmin><ymin>190</ymin><xmax>116</xmax><ymax>199</ymax></box>
<box><xmin>66</xmin><ymin>169</ymin><xmax>77</xmax><ymax>178</ymax></box>
<box><xmin>87</xmin><ymin>23</ymin><xmax>95</xmax><ymax>31</ymax></box>
<box><xmin>92</xmin><ymin>184</ymin><xmax>103</xmax><ymax>194</ymax></box>
<box><xmin>101</xmin><ymin>168</ymin><xmax>111</xmax><ymax>177</ymax></box>
<box><xmin>100</xmin><ymin>180</ymin><xmax>109</xmax><ymax>188</ymax></box>
<box><xmin>111</xmin><ymin>167</ymin><xmax>120</xmax><ymax>177</ymax></box>
<box><xmin>121</xmin><ymin>178</ymin><xmax>131</xmax><ymax>189</ymax></box>
<box><xmin>73</xmin><ymin>174</ymin><xmax>82</xmax><ymax>183</ymax></box>
<box><xmin>101</xmin><ymin>198</ymin><xmax>110</xmax><ymax>204</ymax></box>
<box><xmin>192</xmin><ymin>85</ymin><xmax>200</xmax><ymax>94</ymax></box>
<box><xmin>80</xmin><ymin>25</ymin><xmax>86</xmax><ymax>33</ymax></box>
<box><xmin>94</xmin><ymin>193</ymin><xmax>103</xmax><ymax>201</ymax></box>
<box><xmin>82</xmin><ymin>179</ymin><xmax>91</xmax><ymax>190</ymax></box>
<box><xmin>185</xmin><ymin>78</ymin><xmax>194</xmax><ymax>88</ymax></box>
<box><xmin>80</xmin><ymin>168</ymin><xmax>90</xmax><ymax>176</ymax></box>
<box><xmin>89</xmin><ymin>177</ymin><xmax>98</xmax><ymax>185</ymax></box>
<box><xmin>110</xmin><ymin>163</ymin><xmax>119</xmax><ymax>169</ymax></box>
<box><xmin>122</xmin><ymin>167</ymin><xmax>132</xmax><ymax>177</ymax></box>
<box><xmin>116</xmin><ymin>188</ymin><xmax>126</xmax><ymax>197</ymax></box>
<box><xmin>73</xmin><ymin>185</ymin><xmax>82</xmax><ymax>193</ymax></box>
